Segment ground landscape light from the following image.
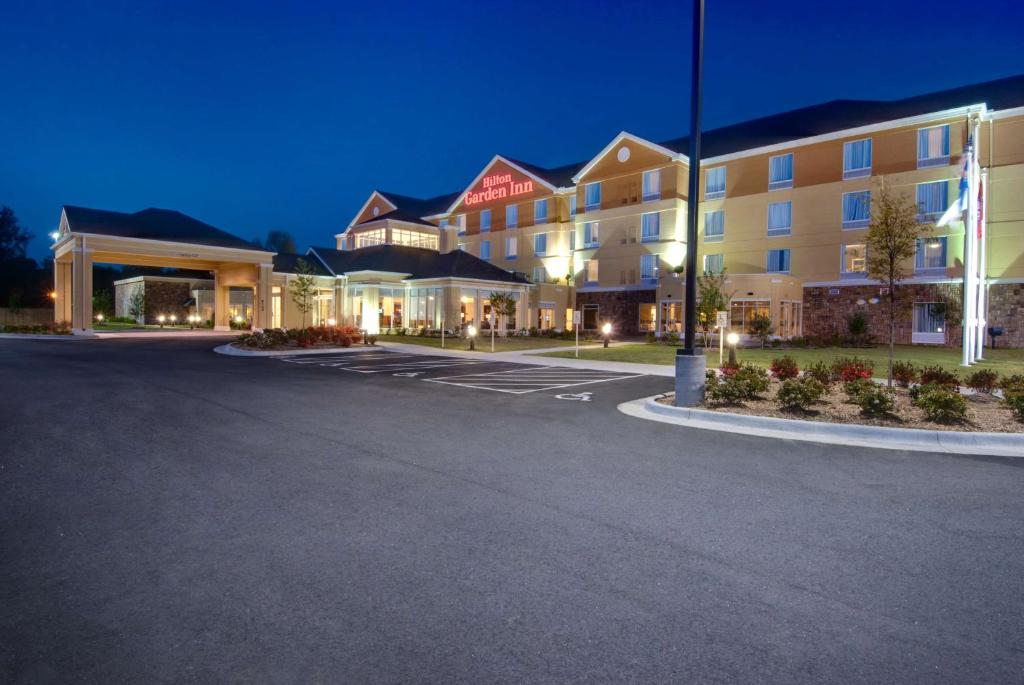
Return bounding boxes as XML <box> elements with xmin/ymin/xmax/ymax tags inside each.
<box><xmin>727</xmin><ymin>332</ymin><xmax>740</xmax><ymax>346</ymax></box>
<box><xmin>602</xmin><ymin>322</ymin><xmax>612</xmax><ymax>335</ymax></box>
<box><xmin>327</xmin><ymin>318</ymin><xmax>336</xmax><ymax>326</ymax></box>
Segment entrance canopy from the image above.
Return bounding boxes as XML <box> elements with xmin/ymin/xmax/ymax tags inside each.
<box><xmin>52</xmin><ymin>206</ymin><xmax>276</xmax><ymax>333</ymax></box>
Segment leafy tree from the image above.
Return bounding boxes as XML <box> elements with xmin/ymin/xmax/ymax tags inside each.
<box><xmin>264</xmin><ymin>230</ymin><xmax>297</xmax><ymax>254</ymax></box>
<box><xmin>288</xmin><ymin>258</ymin><xmax>317</xmax><ymax>329</ymax></box>
<box><xmin>488</xmin><ymin>292</ymin><xmax>518</xmax><ymax>335</ymax></box>
<box><xmin>93</xmin><ymin>290</ymin><xmax>114</xmax><ymax>317</ymax></box>
<box><xmin>0</xmin><ymin>206</ymin><xmax>30</xmax><ymax>261</ymax></box>
<box><xmin>747</xmin><ymin>313</ymin><xmax>774</xmax><ymax>349</ymax></box>
<box><xmin>696</xmin><ymin>268</ymin><xmax>733</xmax><ymax>347</ymax></box>
<box><xmin>866</xmin><ymin>184</ymin><xmax>927</xmax><ymax>387</ymax></box>
<box><xmin>128</xmin><ymin>288</ymin><xmax>146</xmax><ymax>323</ymax></box>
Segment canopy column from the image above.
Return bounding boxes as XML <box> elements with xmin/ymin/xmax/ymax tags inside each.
<box><xmin>254</xmin><ymin>263</ymin><xmax>273</xmax><ymax>329</ymax></box>
<box><xmin>71</xmin><ymin>236</ymin><xmax>94</xmax><ymax>334</ymax></box>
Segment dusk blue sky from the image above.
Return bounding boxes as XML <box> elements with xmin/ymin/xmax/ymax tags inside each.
<box><xmin>3</xmin><ymin>0</ymin><xmax>1023</xmax><ymax>260</ymax></box>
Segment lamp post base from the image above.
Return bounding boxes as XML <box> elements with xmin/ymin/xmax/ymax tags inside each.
<box><xmin>673</xmin><ymin>350</ymin><xmax>707</xmax><ymax>407</ymax></box>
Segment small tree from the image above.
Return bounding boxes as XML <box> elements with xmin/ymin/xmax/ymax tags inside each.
<box><xmin>489</xmin><ymin>292</ymin><xmax>518</xmax><ymax>336</ymax></box>
<box><xmin>748</xmin><ymin>313</ymin><xmax>774</xmax><ymax>349</ymax></box>
<box><xmin>128</xmin><ymin>288</ymin><xmax>146</xmax><ymax>323</ymax></box>
<box><xmin>865</xmin><ymin>184</ymin><xmax>927</xmax><ymax>387</ymax></box>
<box><xmin>697</xmin><ymin>268</ymin><xmax>733</xmax><ymax>347</ymax></box>
<box><xmin>93</xmin><ymin>290</ymin><xmax>114</xmax><ymax>318</ymax></box>
<box><xmin>288</xmin><ymin>258</ymin><xmax>317</xmax><ymax>329</ymax></box>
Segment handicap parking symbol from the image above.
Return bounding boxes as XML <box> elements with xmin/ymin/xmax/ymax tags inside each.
<box><xmin>393</xmin><ymin>372</ymin><xmax>423</xmax><ymax>377</ymax></box>
<box><xmin>555</xmin><ymin>391</ymin><xmax>593</xmax><ymax>402</ymax></box>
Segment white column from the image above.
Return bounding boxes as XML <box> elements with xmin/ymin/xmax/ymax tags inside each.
<box><xmin>975</xmin><ymin>169</ymin><xmax>988</xmax><ymax>359</ymax></box>
<box><xmin>362</xmin><ymin>285</ymin><xmax>379</xmax><ymax>334</ymax></box>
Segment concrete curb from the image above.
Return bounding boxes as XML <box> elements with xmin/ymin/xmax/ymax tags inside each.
<box><xmin>0</xmin><ymin>333</ymin><xmax>80</xmax><ymax>341</ymax></box>
<box><xmin>618</xmin><ymin>395</ymin><xmax>1024</xmax><ymax>457</ymax></box>
<box><xmin>213</xmin><ymin>343</ymin><xmax>376</xmax><ymax>357</ymax></box>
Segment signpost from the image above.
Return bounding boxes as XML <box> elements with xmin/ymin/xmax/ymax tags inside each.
<box><xmin>716</xmin><ymin>310</ymin><xmax>729</xmax><ymax>366</ymax></box>
<box><xmin>573</xmin><ymin>310</ymin><xmax>581</xmax><ymax>358</ymax></box>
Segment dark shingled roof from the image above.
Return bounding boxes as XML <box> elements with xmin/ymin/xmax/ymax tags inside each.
<box><xmin>62</xmin><ymin>205</ymin><xmax>265</xmax><ymax>251</ymax></box>
<box><xmin>501</xmin><ymin>156</ymin><xmax>588</xmax><ymax>188</ymax></box>
<box><xmin>355</xmin><ymin>190</ymin><xmax>462</xmax><ymax>226</ymax></box>
<box><xmin>272</xmin><ymin>252</ymin><xmax>332</xmax><ymax>276</ymax></box>
<box><xmin>308</xmin><ymin>244</ymin><xmax>530</xmax><ymax>284</ymax></box>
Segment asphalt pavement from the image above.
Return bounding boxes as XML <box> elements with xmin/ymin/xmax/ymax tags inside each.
<box><xmin>1</xmin><ymin>336</ymin><xmax>1022</xmax><ymax>683</ymax></box>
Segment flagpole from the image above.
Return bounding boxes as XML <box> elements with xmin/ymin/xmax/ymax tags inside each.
<box><xmin>976</xmin><ymin>167</ymin><xmax>988</xmax><ymax>359</ymax></box>
<box><xmin>960</xmin><ymin>124</ymin><xmax>975</xmax><ymax>367</ymax></box>
<box><xmin>969</xmin><ymin>119</ymin><xmax>981</xmax><ymax>363</ymax></box>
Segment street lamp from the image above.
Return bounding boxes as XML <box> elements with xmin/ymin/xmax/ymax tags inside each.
<box><xmin>602</xmin><ymin>321</ymin><xmax>612</xmax><ymax>348</ymax></box>
<box><xmin>726</xmin><ymin>331</ymin><xmax>739</xmax><ymax>366</ymax></box>
<box><xmin>467</xmin><ymin>324</ymin><xmax>477</xmax><ymax>351</ymax></box>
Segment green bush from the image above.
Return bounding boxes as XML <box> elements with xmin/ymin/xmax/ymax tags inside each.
<box><xmin>914</xmin><ymin>386</ymin><xmax>967</xmax><ymax>423</ymax></box>
<box><xmin>803</xmin><ymin>361</ymin><xmax>833</xmax><ymax>387</ymax></box>
<box><xmin>965</xmin><ymin>369</ymin><xmax>999</xmax><ymax>394</ymax></box>
<box><xmin>856</xmin><ymin>385</ymin><xmax>896</xmax><ymax>417</ymax></box>
<box><xmin>891</xmin><ymin>361</ymin><xmax>918</xmax><ymax>388</ymax></box>
<box><xmin>776</xmin><ymin>377</ymin><xmax>825</xmax><ymax>411</ymax></box>
<box><xmin>733</xmin><ymin>364</ymin><xmax>770</xmax><ymax>397</ymax></box>
<box><xmin>645</xmin><ymin>331</ymin><xmax>657</xmax><ymax>344</ymax></box>
<box><xmin>705</xmin><ymin>364</ymin><xmax>769</xmax><ymax>405</ymax></box>
<box><xmin>843</xmin><ymin>378</ymin><xmax>874</xmax><ymax>403</ymax></box>
<box><xmin>106</xmin><ymin>315</ymin><xmax>138</xmax><ymax>324</ymax></box>
<box><xmin>998</xmin><ymin>374</ymin><xmax>1024</xmax><ymax>395</ymax></box>
<box><xmin>769</xmin><ymin>355</ymin><xmax>799</xmax><ymax>380</ymax></box>
<box><xmin>1005</xmin><ymin>393</ymin><xmax>1024</xmax><ymax>422</ymax></box>
<box><xmin>919</xmin><ymin>365</ymin><xmax>960</xmax><ymax>390</ymax></box>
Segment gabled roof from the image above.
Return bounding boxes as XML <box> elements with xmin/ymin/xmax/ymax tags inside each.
<box><xmin>500</xmin><ymin>156</ymin><xmax>587</xmax><ymax>188</ymax></box>
<box><xmin>353</xmin><ymin>190</ymin><xmax>462</xmax><ymax>227</ymax></box>
<box><xmin>272</xmin><ymin>252</ymin><xmax>332</xmax><ymax>276</ymax></box>
<box><xmin>309</xmin><ymin>244</ymin><xmax>530</xmax><ymax>284</ymax></box>
<box><xmin>62</xmin><ymin>205</ymin><xmax>266</xmax><ymax>251</ymax></box>
<box><xmin>570</xmin><ymin>132</ymin><xmax>683</xmax><ymax>184</ymax></box>
<box><xmin>442</xmin><ymin>154</ymin><xmax>568</xmax><ymax>215</ymax></box>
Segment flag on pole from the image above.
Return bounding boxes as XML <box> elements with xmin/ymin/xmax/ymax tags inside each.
<box><xmin>976</xmin><ymin>163</ymin><xmax>985</xmax><ymax>239</ymax></box>
<box><xmin>937</xmin><ymin>136</ymin><xmax>972</xmax><ymax>228</ymax></box>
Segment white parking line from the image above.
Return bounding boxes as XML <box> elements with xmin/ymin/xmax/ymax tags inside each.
<box><xmin>343</xmin><ymin>359</ymin><xmax>485</xmax><ymax>374</ymax></box>
<box><xmin>277</xmin><ymin>353</ymin><xmax>404</xmax><ymax>364</ymax></box>
<box><xmin>424</xmin><ymin>367</ymin><xmax>642</xmax><ymax>394</ymax></box>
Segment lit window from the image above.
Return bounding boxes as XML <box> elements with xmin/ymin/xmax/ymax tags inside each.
<box><xmin>769</xmin><ymin>153</ymin><xmax>793</xmax><ymax>190</ymax></box>
<box><xmin>705</xmin><ymin>167</ymin><xmax>726</xmax><ymax>199</ymax></box>
<box><xmin>533</xmin><ymin>233</ymin><xmax>547</xmax><ymax>256</ymax></box>
<box><xmin>914</xmin><ymin>303</ymin><xmax>946</xmax><ymax>336</ymax></box>
<box><xmin>532</xmin><ymin>266</ymin><xmax>546</xmax><ymax>283</ymax></box>
<box><xmin>918</xmin><ymin>124</ymin><xmax>950</xmax><ymax>168</ymax></box>
<box><xmin>454</xmin><ymin>215</ymin><xmax>465</xmax><ymax>235</ymax></box>
<box><xmin>640</xmin><ymin>253</ymin><xmax>659</xmax><ymax>281</ymax></box>
<box><xmin>355</xmin><ymin>229</ymin><xmax>386</xmax><ymax>248</ymax></box>
<box><xmin>704</xmin><ymin>210</ymin><xmax>724</xmax><ymax>241</ymax></box>
<box><xmin>480</xmin><ymin>209</ymin><xmax>491</xmax><ymax>232</ymax></box>
<box><xmin>583</xmin><ymin>222</ymin><xmax>599</xmax><ymax>247</ymax></box>
<box><xmin>505</xmin><ymin>236</ymin><xmax>517</xmax><ymax>259</ymax></box>
<box><xmin>569</xmin><ymin>195</ymin><xmax>577</xmax><ymax>218</ymax></box>
<box><xmin>916</xmin><ymin>236</ymin><xmax>947</xmax><ymax>271</ymax></box>
<box><xmin>703</xmin><ymin>253</ymin><xmax>724</xmax><ymax>275</ymax></box>
<box><xmin>642</xmin><ymin>170</ymin><xmax>661</xmax><ymax>201</ymax></box>
<box><xmin>916</xmin><ymin>181</ymin><xmax>948</xmax><ymax>221</ymax></box>
<box><xmin>841</xmin><ymin>244</ymin><xmax>866</xmax><ymax>275</ymax></box>
<box><xmin>843</xmin><ymin>139</ymin><xmax>872</xmax><ymax>179</ymax></box>
<box><xmin>641</xmin><ymin>212</ymin><xmax>661</xmax><ymax>241</ymax></box>
<box><xmin>480</xmin><ymin>240</ymin><xmax>491</xmax><ymax>260</ymax></box>
<box><xmin>569</xmin><ymin>229</ymin><xmax>576</xmax><ymax>251</ymax></box>
<box><xmin>767</xmin><ymin>201</ymin><xmax>792</xmax><ymax>236</ymax></box>
<box><xmin>506</xmin><ymin>205</ymin><xmax>517</xmax><ymax>229</ymax></box>
<box><xmin>767</xmin><ymin>248</ymin><xmax>791</xmax><ymax>273</ymax></box>
<box><xmin>585</xmin><ymin>259</ymin><xmax>599</xmax><ymax>284</ymax></box>
<box><xmin>534</xmin><ymin>199</ymin><xmax>548</xmax><ymax>223</ymax></box>
<box><xmin>584</xmin><ymin>182</ymin><xmax>601</xmax><ymax>211</ymax></box>
<box><xmin>842</xmin><ymin>191</ymin><xmax>871</xmax><ymax>228</ymax></box>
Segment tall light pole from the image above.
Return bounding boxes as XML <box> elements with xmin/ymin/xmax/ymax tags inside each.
<box><xmin>674</xmin><ymin>0</ymin><xmax>707</xmax><ymax>407</ymax></box>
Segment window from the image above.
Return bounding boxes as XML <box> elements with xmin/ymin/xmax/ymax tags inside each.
<box><xmin>842</xmin><ymin>191</ymin><xmax>871</xmax><ymax>228</ymax></box>
<box><xmin>641</xmin><ymin>212</ymin><xmax>661</xmax><ymax>241</ymax></box>
<box><xmin>703</xmin><ymin>253</ymin><xmax>724</xmax><ymax>275</ymax></box>
<box><xmin>506</xmin><ymin>204</ymin><xmax>518</xmax><ymax>229</ymax></box>
<box><xmin>841</xmin><ymin>244</ymin><xmax>866</xmax><ymax>276</ymax></box>
<box><xmin>704</xmin><ymin>210</ymin><xmax>725</xmax><ymax>241</ymax></box>
<box><xmin>843</xmin><ymin>139</ymin><xmax>872</xmax><ymax>179</ymax></box>
<box><xmin>642</xmin><ymin>169</ymin><xmax>661</xmax><ymax>201</ymax></box>
<box><xmin>584</xmin><ymin>182</ymin><xmax>601</xmax><ymax>211</ymax></box>
<box><xmin>505</xmin><ymin>236</ymin><xmax>517</xmax><ymax>259</ymax></box>
<box><xmin>533</xmin><ymin>232</ymin><xmax>547</xmax><ymax>256</ymax></box>
<box><xmin>913</xmin><ymin>302</ymin><xmax>946</xmax><ymax>343</ymax></box>
<box><xmin>706</xmin><ymin>167</ymin><xmax>726</xmax><ymax>199</ymax></box>
<box><xmin>480</xmin><ymin>240</ymin><xmax>491</xmax><ymax>260</ymax></box>
<box><xmin>767</xmin><ymin>201</ymin><xmax>792</xmax><ymax>236</ymax></box>
<box><xmin>769</xmin><ymin>153</ymin><xmax>793</xmax><ymax>190</ymax></box>
<box><xmin>454</xmin><ymin>214</ymin><xmax>465</xmax><ymax>235</ymax></box>
<box><xmin>532</xmin><ymin>266</ymin><xmax>546</xmax><ymax>283</ymax></box>
<box><xmin>582</xmin><ymin>303</ymin><xmax>599</xmax><ymax>330</ymax></box>
<box><xmin>355</xmin><ymin>229</ymin><xmax>386</xmax><ymax>248</ymax></box>
<box><xmin>640</xmin><ymin>253</ymin><xmax>659</xmax><ymax>281</ymax></box>
<box><xmin>439</xmin><ymin>218</ymin><xmax>449</xmax><ymax>229</ymax></box>
<box><xmin>569</xmin><ymin>195</ymin><xmax>577</xmax><ymax>218</ymax></box>
<box><xmin>584</xmin><ymin>259</ymin><xmax>599</xmax><ymax>284</ymax></box>
<box><xmin>480</xmin><ymin>209</ymin><xmax>491</xmax><ymax>232</ymax></box>
<box><xmin>583</xmin><ymin>221</ymin><xmax>599</xmax><ymax>248</ymax></box>
<box><xmin>534</xmin><ymin>199</ymin><xmax>548</xmax><ymax>223</ymax></box>
<box><xmin>916</xmin><ymin>181</ymin><xmax>948</xmax><ymax>221</ymax></box>
<box><xmin>767</xmin><ymin>248</ymin><xmax>791</xmax><ymax>273</ymax></box>
<box><xmin>916</xmin><ymin>236</ymin><xmax>947</xmax><ymax>271</ymax></box>
<box><xmin>569</xmin><ymin>229</ymin><xmax>576</xmax><ymax>251</ymax></box>
<box><xmin>918</xmin><ymin>124</ymin><xmax>950</xmax><ymax>168</ymax></box>
<box><xmin>392</xmin><ymin>228</ymin><xmax>438</xmax><ymax>250</ymax></box>
<box><xmin>730</xmin><ymin>300</ymin><xmax>771</xmax><ymax>331</ymax></box>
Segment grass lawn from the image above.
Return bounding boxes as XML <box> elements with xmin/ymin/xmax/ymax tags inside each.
<box><xmin>93</xmin><ymin>323</ymin><xmax>206</xmax><ymax>332</ymax></box>
<box><xmin>379</xmin><ymin>334</ymin><xmax>578</xmax><ymax>353</ymax></box>
<box><xmin>541</xmin><ymin>343</ymin><xmax>1024</xmax><ymax>377</ymax></box>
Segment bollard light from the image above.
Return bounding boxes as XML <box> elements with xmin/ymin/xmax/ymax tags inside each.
<box><xmin>95</xmin><ymin>313</ymin><xmax>104</xmax><ymax>322</ymax></box>
<box><xmin>158</xmin><ymin>314</ymin><xmax>166</xmax><ymax>328</ymax></box>
<box><xmin>327</xmin><ymin>318</ymin><xmax>337</xmax><ymax>327</ymax></box>
<box><xmin>467</xmin><ymin>324</ymin><xmax>477</xmax><ymax>351</ymax></box>
<box><xmin>601</xmin><ymin>322</ymin><xmax>612</xmax><ymax>348</ymax></box>
<box><xmin>726</xmin><ymin>331</ymin><xmax>740</xmax><ymax>366</ymax></box>
<box><xmin>169</xmin><ymin>314</ymin><xmax>177</xmax><ymax>324</ymax></box>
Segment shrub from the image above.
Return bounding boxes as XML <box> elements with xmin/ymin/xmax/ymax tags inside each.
<box><xmin>919</xmin><ymin>365</ymin><xmax>960</xmax><ymax>390</ymax></box>
<box><xmin>107</xmin><ymin>315</ymin><xmax>138</xmax><ymax>324</ymax></box>
<box><xmin>705</xmin><ymin>364</ymin><xmax>769</xmax><ymax>404</ymax></box>
<box><xmin>803</xmin><ymin>361</ymin><xmax>833</xmax><ymax>387</ymax></box>
<box><xmin>1005</xmin><ymin>393</ymin><xmax>1024</xmax><ymax>422</ymax></box>
<box><xmin>856</xmin><ymin>385</ymin><xmax>896</xmax><ymax>417</ymax></box>
<box><xmin>747</xmin><ymin>313</ymin><xmax>774</xmax><ymax>348</ymax></box>
<box><xmin>663</xmin><ymin>331</ymin><xmax>680</xmax><ymax>345</ymax></box>
<box><xmin>645</xmin><ymin>331</ymin><xmax>657</xmax><ymax>344</ymax></box>
<box><xmin>733</xmin><ymin>364</ymin><xmax>770</xmax><ymax>397</ymax></box>
<box><xmin>367</xmin><ymin>335</ymin><xmax>378</xmax><ymax>345</ymax></box>
<box><xmin>998</xmin><ymin>374</ymin><xmax>1024</xmax><ymax>395</ymax></box>
<box><xmin>965</xmin><ymin>369</ymin><xmax>999</xmax><ymax>394</ymax></box>
<box><xmin>846</xmin><ymin>311</ymin><xmax>870</xmax><ymax>346</ymax></box>
<box><xmin>891</xmin><ymin>361</ymin><xmax>918</xmax><ymax>388</ymax></box>
<box><xmin>831</xmin><ymin>356</ymin><xmax>874</xmax><ymax>382</ymax></box>
<box><xmin>789</xmin><ymin>336</ymin><xmax>810</xmax><ymax>348</ymax></box>
<box><xmin>769</xmin><ymin>338</ymin><xmax>782</xmax><ymax>348</ymax></box>
<box><xmin>720</xmin><ymin>361</ymin><xmax>740</xmax><ymax>378</ymax></box>
<box><xmin>705</xmin><ymin>374</ymin><xmax>749</xmax><ymax>405</ymax></box>
<box><xmin>914</xmin><ymin>386</ymin><xmax>967</xmax><ymax>423</ymax></box>
<box><xmin>2</xmin><ymin>322</ymin><xmax>72</xmax><ymax>335</ymax></box>
<box><xmin>843</xmin><ymin>378</ymin><xmax>874</xmax><ymax>403</ymax></box>
<box><xmin>769</xmin><ymin>356</ymin><xmax>800</xmax><ymax>381</ymax></box>
<box><xmin>776</xmin><ymin>377</ymin><xmax>825</xmax><ymax>411</ymax></box>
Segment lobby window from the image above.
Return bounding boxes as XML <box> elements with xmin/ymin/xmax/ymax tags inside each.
<box><xmin>534</xmin><ymin>199</ymin><xmax>548</xmax><ymax>224</ymax></box>
<box><xmin>584</xmin><ymin>259</ymin><xmax>599</xmax><ymax>284</ymax></box>
<box><xmin>584</xmin><ymin>182</ymin><xmax>601</xmax><ymax>211</ymax></box>
<box><xmin>768</xmin><ymin>153</ymin><xmax>793</xmax><ymax>190</ymax></box>
<box><xmin>480</xmin><ymin>209</ymin><xmax>491</xmax><ymax>232</ymax></box>
<box><xmin>392</xmin><ymin>228</ymin><xmax>438</xmax><ymax>250</ymax></box>
<box><xmin>704</xmin><ymin>209</ymin><xmax>725</xmax><ymax>242</ymax></box>
<box><xmin>703</xmin><ymin>253</ymin><xmax>724</xmax><ymax>275</ymax></box>
<box><xmin>480</xmin><ymin>239</ymin><xmax>491</xmax><ymax>261</ymax></box>
<box><xmin>767</xmin><ymin>201</ymin><xmax>792</xmax><ymax>236</ymax></box>
<box><xmin>569</xmin><ymin>195</ymin><xmax>577</xmax><ymax>218</ymax></box>
<box><xmin>766</xmin><ymin>248</ymin><xmax>791</xmax><ymax>273</ymax></box>
<box><xmin>506</xmin><ymin>204</ymin><xmax>518</xmax><ymax>229</ymax></box>
<box><xmin>583</xmin><ymin>221</ymin><xmax>600</xmax><ymax>248</ymax></box>
<box><xmin>842</xmin><ymin>190</ymin><xmax>871</xmax><ymax>229</ymax></box>
<box><xmin>916</xmin><ymin>181</ymin><xmax>948</xmax><ymax>221</ymax></box>
<box><xmin>641</xmin><ymin>212</ymin><xmax>661</xmax><ymax>241</ymax></box>
<box><xmin>913</xmin><ymin>303</ymin><xmax>946</xmax><ymax>343</ymax></box>
<box><xmin>841</xmin><ymin>243</ymin><xmax>867</xmax><ymax>276</ymax></box>
<box><xmin>640</xmin><ymin>253</ymin><xmax>659</xmax><ymax>281</ymax></box>
<box><xmin>916</xmin><ymin>236</ymin><xmax>947</xmax><ymax>271</ymax></box>
<box><xmin>355</xmin><ymin>229</ymin><xmax>386</xmax><ymax>248</ymax></box>
<box><xmin>505</xmin><ymin>236</ymin><xmax>517</xmax><ymax>259</ymax></box>
<box><xmin>918</xmin><ymin>124</ymin><xmax>950</xmax><ymax>168</ymax></box>
<box><xmin>454</xmin><ymin>214</ymin><xmax>465</xmax><ymax>235</ymax></box>
<box><xmin>532</xmin><ymin>266</ymin><xmax>546</xmax><ymax>283</ymax></box>
<box><xmin>533</xmin><ymin>232</ymin><xmax>547</xmax><ymax>256</ymax></box>
<box><xmin>843</xmin><ymin>139</ymin><xmax>872</xmax><ymax>179</ymax></box>
<box><xmin>642</xmin><ymin>169</ymin><xmax>661</xmax><ymax>201</ymax></box>
<box><xmin>705</xmin><ymin>167</ymin><xmax>726</xmax><ymax>199</ymax></box>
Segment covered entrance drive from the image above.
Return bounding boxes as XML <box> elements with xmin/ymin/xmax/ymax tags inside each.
<box><xmin>51</xmin><ymin>206</ymin><xmax>276</xmax><ymax>334</ymax></box>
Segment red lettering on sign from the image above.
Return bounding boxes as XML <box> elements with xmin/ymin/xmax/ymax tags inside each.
<box><xmin>464</xmin><ymin>172</ymin><xmax>535</xmax><ymax>206</ymax></box>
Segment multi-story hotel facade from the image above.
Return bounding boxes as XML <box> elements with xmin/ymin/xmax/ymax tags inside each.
<box><xmin>333</xmin><ymin>73</ymin><xmax>1024</xmax><ymax>346</ymax></box>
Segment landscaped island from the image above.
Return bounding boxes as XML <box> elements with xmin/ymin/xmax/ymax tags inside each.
<box><xmin>234</xmin><ymin>325</ymin><xmax>367</xmax><ymax>350</ymax></box>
